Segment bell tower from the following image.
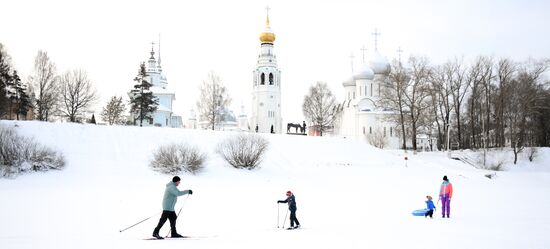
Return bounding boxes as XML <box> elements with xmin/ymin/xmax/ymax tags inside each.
<box><xmin>251</xmin><ymin>6</ymin><xmax>282</xmax><ymax>133</ymax></box>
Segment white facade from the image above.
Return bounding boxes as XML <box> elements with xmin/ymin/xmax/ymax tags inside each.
<box><xmin>130</xmin><ymin>45</ymin><xmax>182</xmax><ymax>128</ymax></box>
<box><xmin>335</xmin><ymin>50</ymin><xmax>401</xmax><ymax>149</ymax></box>
<box><xmin>251</xmin><ymin>13</ymin><xmax>282</xmax><ymax>134</ymax></box>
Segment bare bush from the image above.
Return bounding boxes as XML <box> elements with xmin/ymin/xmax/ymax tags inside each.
<box><xmin>526</xmin><ymin>147</ymin><xmax>538</xmax><ymax>162</ymax></box>
<box><xmin>150</xmin><ymin>143</ymin><xmax>206</xmax><ymax>175</ymax></box>
<box><xmin>0</xmin><ymin>125</ymin><xmax>65</xmax><ymax>178</ymax></box>
<box><xmin>365</xmin><ymin>128</ymin><xmax>387</xmax><ymax>149</ymax></box>
<box><xmin>216</xmin><ymin>134</ymin><xmax>269</xmax><ymax>170</ymax></box>
<box><xmin>485</xmin><ymin>159</ymin><xmax>506</xmax><ymax>171</ymax></box>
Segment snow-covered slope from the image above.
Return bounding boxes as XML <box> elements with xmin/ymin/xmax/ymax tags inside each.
<box><xmin>1</xmin><ymin>121</ymin><xmax>549</xmax><ymax>249</ymax></box>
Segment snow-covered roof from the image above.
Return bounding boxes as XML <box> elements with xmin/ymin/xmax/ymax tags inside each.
<box><xmin>342</xmin><ymin>76</ymin><xmax>355</xmax><ymax>87</ymax></box>
<box><xmin>369</xmin><ymin>51</ymin><xmax>391</xmax><ymax>75</ymax></box>
<box><xmin>354</xmin><ymin>63</ymin><xmax>374</xmax><ymax>80</ymax></box>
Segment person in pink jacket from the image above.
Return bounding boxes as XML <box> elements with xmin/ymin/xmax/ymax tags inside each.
<box><xmin>439</xmin><ymin>175</ymin><xmax>453</xmax><ymax>218</ymax></box>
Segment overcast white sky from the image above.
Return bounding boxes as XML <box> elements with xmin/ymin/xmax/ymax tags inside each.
<box><xmin>1</xmin><ymin>0</ymin><xmax>549</xmax><ymax>124</ymax></box>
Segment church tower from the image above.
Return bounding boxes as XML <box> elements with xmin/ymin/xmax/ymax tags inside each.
<box><xmin>251</xmin><ymin>7</ymin><xmax>282</xmax><ymax>133</ymax></box>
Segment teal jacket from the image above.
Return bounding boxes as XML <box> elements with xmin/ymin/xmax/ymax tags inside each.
<box><xmin>162</xmin><ymin>181</ymin><xmax>190</xmax><ymax>211</ymax></box>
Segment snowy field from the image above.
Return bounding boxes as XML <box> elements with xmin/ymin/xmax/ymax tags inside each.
<box><xmin>1</xmin><ymin>120</ymin><xmax>549</xmax><ymax>249</ymax></box>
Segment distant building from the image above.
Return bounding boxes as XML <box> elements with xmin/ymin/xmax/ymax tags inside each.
<box><xmin>334</xmin><ymin>33</ymin><xmax>401</xmax><ymax>149</ymax></box>
<box><xmin>251</xmin><ymin>8</ymin><xmax>282</xmax><ymax>134</ymax></box>
<box><xmin>129</xmin><ymin>43</ymin><xmax>182</xmax><ymax>128</ymax></box>
<box><xmin>197</xmin><ymin>106</ymin><xmax>239</xmax><ymax>131</ymax></box>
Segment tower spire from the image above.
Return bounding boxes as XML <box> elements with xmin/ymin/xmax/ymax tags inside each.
<box><xmin>265</xmin><ymin>5</ymin><xmax>271</xmax><ymax>27</ymax></box>
<box><xmin>158</xmin><ymin>34</ymin><xmax>161</xmax><ymax>66</ymax></box>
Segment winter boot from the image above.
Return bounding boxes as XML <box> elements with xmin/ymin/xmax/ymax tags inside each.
<box><xmin>171</xmin><ymin>233</ymin><xmax>184</xmax><ymax>238</ymax></box>
<box><xmin>153</xmin><ymin>233</ymin><xmax>164</xmax><ymax>239</ymax></box>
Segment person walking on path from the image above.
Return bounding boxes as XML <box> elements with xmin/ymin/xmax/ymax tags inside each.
<box><xmin>152</xmin><ymin>176</ymin><xmax>193</xmax><ymax>239</ymax></box>
<box><xmin>439</xmin><ymin>175</ymin><xmax>453</xmax><ymax>218</ymax></box>
<box><xmin>278</xmin><ymin>190</ymin><xmax>300</xmax><ymax>229</ymax></box>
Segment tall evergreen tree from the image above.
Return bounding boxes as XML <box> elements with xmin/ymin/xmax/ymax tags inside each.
<box><xmin>11</xmin><ymin>71</ymin><xmax>32</xmax><ymax>120</ymax></box>
<box><xmin>0</xmin><ymin>43</ymin><xmax>12</xmax><ymax>118</ymax></box>
<box><xmin>129</xmin><ymin>62</ymin><xmax>158</xmax><ymax>127</ymax></box>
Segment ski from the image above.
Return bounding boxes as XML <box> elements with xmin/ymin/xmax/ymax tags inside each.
<box><xmin>144</xmin><ymin>235</ymin><xmax>214</xmax><ymax>240</ymax></box>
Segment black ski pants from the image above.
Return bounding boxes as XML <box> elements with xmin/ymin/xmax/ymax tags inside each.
<box><xmin>424</xmin><ymin>209</ymin><xmax>434</xmax><ymax>218</ymax></box>
<box><xmin>153</xmin><ymin>210</ymin><xmax>178</xmax><ymax>235</ymax></box>
<box><xmin>290</xmin><ymin>210</ymin><xmax>300</xmax><ymax>227</ymax></box>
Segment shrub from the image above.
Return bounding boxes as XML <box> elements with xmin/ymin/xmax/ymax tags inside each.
<box><xmin>216</xmin><ymin>133</ymin><xmax>269</xmax><ymax>170</ymax></box>
<box><xmin>526</xmin><ymin>147</ymin><xmax>538</xmax><ymax>162</ymax></box>
<box><xmin>150</xmin><ymin>143</ymin><xmax>206</xmax><ymax>175</ymax></box>
<box><xmin>0</xmin><ymin>125</ymin><xmax>65</xmax><ymax>178</ymax></box>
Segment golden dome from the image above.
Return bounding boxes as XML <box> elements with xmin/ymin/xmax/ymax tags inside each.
<box><xmin>259</xmin><ymin>14</ymin><xmax>276</xmax><ymax>44</ymax></box>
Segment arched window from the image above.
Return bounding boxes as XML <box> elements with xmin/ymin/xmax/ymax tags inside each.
<box><xmin>269</xmin><ymin>73</ymin><xmax>274</xmax><ymax>85</ymax></box>
<box><xmin>370</xmin><ymin>83</ymin><xmax>373</xmax><ymax>97</ymax></box>
<box><xmin>261</xmin><ymin>73</ymin><xmax>265</xmax><ymax>85</ymax></box>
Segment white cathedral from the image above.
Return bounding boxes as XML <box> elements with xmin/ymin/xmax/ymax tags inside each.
<box><xmin>250</xmin><ymin>10</ymin><xmax>282</xmax><ymax>134</ymax></box>
<box><xmin>129</xmin><ymin>44</ymin><xmax>182</xmax><ymax>128</ymax></box>
<box><xmin>334</xmin><ymin>41</ymin><xmax>401</xmax><ymax>149</ymax></box>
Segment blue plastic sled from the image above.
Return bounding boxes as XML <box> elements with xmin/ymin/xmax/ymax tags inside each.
<box><xmin>412</xmin><ymin>208</ymin><xmax>429</xmax><ymax>216</ymax></box>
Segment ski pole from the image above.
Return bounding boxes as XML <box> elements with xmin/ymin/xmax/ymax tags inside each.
<box><xmin>277</xmin><ymin>203</ymin><xmax>280</xmax><ymax>228</ymax></box>
<box><xmin>282</xmin><ymin>208</ymin><xmax>289</xmax><ymax>229</ymax></box>
<box><xmin>119</xmin><ymin>211</ymin><xmax>162</xmax><ymax>233</ymax></box>
<box><xmin>166</xmin><ymin>194</ymin><xmax>190</xmax><ymax>237</ymax></box>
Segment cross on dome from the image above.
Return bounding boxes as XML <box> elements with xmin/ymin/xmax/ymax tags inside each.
<box><xmin>372</xmin><ymin>29</ymin><xmax>381</xmax><ymax>51</ymax></box>
<box><xmin>397</xmin><ymin>46</ymin><xmax>404</xmax><ymax>63</ymax></box>
<box><xmin>349</xmin><ymin>52</ymin><xmax>355</xmax><ymax>74</ymax></box>
<box><xmin>150</xmin><ymin>41</ymin><xmax>155</xmax><ymax>59</ymax></box>
<box><xmin>360</xmin><ymin>45</ymin><xmax>368</xmax><ymax>63</ymax></box>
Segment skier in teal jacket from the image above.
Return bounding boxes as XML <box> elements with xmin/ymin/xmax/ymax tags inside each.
<box><xmin>152</xmin><ymin>176</ymin><xmax>192</xmax><ymax>239</ymax></box>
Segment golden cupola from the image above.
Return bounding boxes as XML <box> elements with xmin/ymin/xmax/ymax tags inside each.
<box><xmin>259</xmin><ymin>14</ymin><xmax>276</xmax><ymax>44</ymax></box>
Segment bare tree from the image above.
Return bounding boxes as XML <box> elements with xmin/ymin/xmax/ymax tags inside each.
<box><xmin>302</xmin><ymin>81</ymin><xmax>340</xmax><ymax>136</ymax></box>
<box><xmin>403</xmin><ymin>56</ymin><xmax>432</xmax><ymax>151</ymax></box>
<box><xmin>494</xmin><ymin>58</ymin><xmax>516</xmax><ymax>147</ymax></box>
<box><xmin>380</xmin><ymin>60</ymin><xmax>409</xmax><ymax>149</ymax></box>
<box><xmin>100</xmin><ymin>96</ymin><xmax>126</xmax><ymax>125</ymax></box>
<box><xmin>29</xmin><ymin>51</ymin><xmax>60</xmax><ymax>121</ymax></box>
<box><xmin>429</xmin><ymin>63</ymin><xmax>455</xmax><ymax>150</ymax></box>
<box><xmin>507</xmin><ymin>59</ymin><xmax>548</xmax><ymax>164</ymax></box>
<box><xmin>448</xmin><ymin>58</ymin><xmax>470</xmax><ymax>149</ymax></box>
<box><xmin>196</xmin><ymin>71</ymin><xmax>231</xmax><ymax>130</ymax></box>
<box><xmin>59</xmin><ymin>69</ymin><xmax>98</xmax><ymax>122</ymax></box>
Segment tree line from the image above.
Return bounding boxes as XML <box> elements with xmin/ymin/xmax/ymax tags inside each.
<box><xmin>299</xmin><ymin>55</ymin><xmax>549</xmax><ymax>161</ymax></box>
<box><xmin>380</xmin><ymin>55</ymin><xmax>550</xmax><ymax>162</ymax></box>
<box><xmin>1</xmin><ymin>43</ymin><xmax>98</xmax><ymax>123</ymax></box>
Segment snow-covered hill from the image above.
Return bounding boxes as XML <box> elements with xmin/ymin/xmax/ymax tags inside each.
<box><xmin>1</xmin><ymin>121</ymin><xmax>549</xmax><ymax>249</ymax></box>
